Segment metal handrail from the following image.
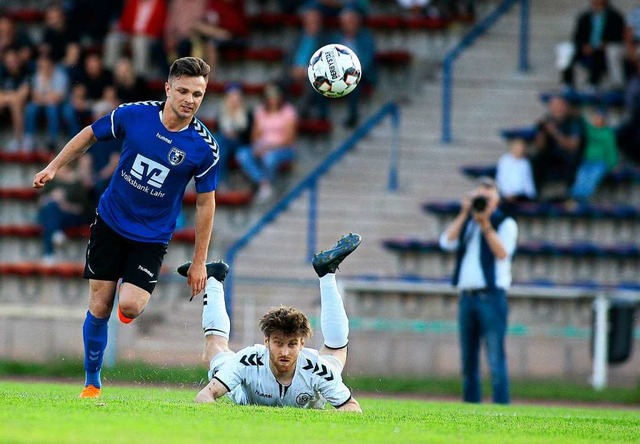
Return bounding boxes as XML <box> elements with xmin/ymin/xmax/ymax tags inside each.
<box><xmin>441</xmin><ymin>0</ymin><xmax>530</xmax><ymax>143</ymax></box>
<box><xmin>223</xmin><ymin>102</ymin><xmax>401</xmax><ymax>317</ymax></box>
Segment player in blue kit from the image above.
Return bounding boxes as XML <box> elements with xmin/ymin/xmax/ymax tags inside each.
<box><xmin>177</xmin><ymin>233</ymin><xmax>363</xmax><ymax>412</ymax></box>
<box><xmin>32</xmin><ymin>57</ymin><xmax>218</xmax><ymax>398</ymax></box>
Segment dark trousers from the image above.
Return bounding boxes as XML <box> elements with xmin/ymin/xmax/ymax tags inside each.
<box><xmin>562</xmin><ymin>49</ymin><xmax>607</xmax><ymax>87</ymax></box>
<box><xmin>459</xmin><ymin>288</ymin><xmax>510</xmax><ymax>404</ymax></box>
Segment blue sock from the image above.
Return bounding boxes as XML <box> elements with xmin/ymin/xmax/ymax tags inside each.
<box><xmin>82</xmin><ymin>310</ymin><xmax>109</xmax><ymax>388</ymax></box>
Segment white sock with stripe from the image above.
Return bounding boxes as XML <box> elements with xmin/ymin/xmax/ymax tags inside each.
<box><xmin>319</xmin><ymin>273</ymin><xmax>349</xmax><ymax>349</ymax></box>
<box><xmin>202</xmin><ymin>277</ymin><xmax>230</xmax><ymax>340</ymax></box>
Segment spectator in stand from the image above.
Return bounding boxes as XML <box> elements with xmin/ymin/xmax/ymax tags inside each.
<box><xmin>191</xmin><ymin>0</ymin><xmax>249</xmax><ymax>75</ymax></box>
<box><xmin>39</xmin><ymin>4</ymin><xmax>79</xmax><ymax>65</ymax></box>
<box><xmin>530</xmin><ymin>95</ymin><xmax>584</xmax><ymax>199</ymax></box>
<box><xmin>307</xmin><ymin>1</ymin><xmax>369</xmax><ymax>17</ymax></box>
<box><xmin>23</xmin><ymin>53</ymin><xmax>69</xmax><ymax>153</ymax></box>
<box><xmin>561</xmin><ymin>0</ymin><xmax>625</xmax><ymax>92</ymax></box>
<box><xmin>569</xmin><ymin>109</ymin><xmax>619</xmax><ymax>204</ymax></box>
<box><xmin>495</xmin><ymin>138</ymin><xmax>537</xmax><ymax>209</ymax></box>
<box><xmin>65</xmin><ymin>0</ymin><xmax>124</xmax><ymax>45</ymax></box>
<box><xmin>286</xmin><ymin>5</ymin><xmax>330</xmax><ymax>119</ymax></box>
<box><xmin>0</xmin><ymin>46</ymin><xmax>30</xmax><ymax>152</ymax></box>
<box><xmin>623</xmin><ymin>4</ymin><xmax>640</xmax><ymax>79</ymax></box>
<box><xmin>235</xmin><ymin>82</ymin><xmax>297</xmax><ymax>203</ymax></box>
<box><xmin>163</xmin><ymin>0</ymin><xmax>207</xmax><ymax>62</ymax></box>
<box><xmin>103</xmin><ymin>0</ymin><xmax>168</xmax><ymax>78</ymax></box>
<box><xmin>0</xmin><ymin>14</ymin><xmax>34</xmax><ymax>69</ymax></box>
<box><xmin>37</xmin><ymin>163</ymin><xmax>93</xmax><ymax>264</ymax></box>
<box><xmin>63</xmin><ymin>52</ymin><xmax>114</xmax><ymax>137</ymax></box>
<box><xmin>617</xmin><ymin>62</ymin><xmax>640</xmax><ymax>164</ymax></box>
<box><xmin>396</xmin><ymin>0</ymin><xmax>429</xmax><ymax>17</ymax></box>
<box><xmin>215</xmin><ymin>83</ymin><xmax>253</xmax><ymax>186</ymax></box>
<box><xmin>333</xmin><ymin>5</ymin><xmax>377</xmax><ymax>128</ymax></box>
<box><xmin>112</xmin><ymin>57</ymin><xmax>149</xmax><ymax>103</ymax></box>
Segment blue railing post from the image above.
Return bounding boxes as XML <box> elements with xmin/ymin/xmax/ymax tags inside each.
<box><xmin>441</xmin><ymin>58</ymin><xmax>453</xmax><ymax>144</ymax></box>
<box><xmin>519</xmin><ymin>0</ymin><xmax>530</xmax><ymax>73</ymax></box>
<box><xmin>307</xmin><ymin>180</ymin><xmax>318</xmax><ymax>262</ymax></box>
<box><xmin>440</xmin><ymin>0</ymin><xmax>523</xmax><ymax>143</ymax></box>
<box><xmin>387</xmin><ymin>104</ymin><xmax>401</xmax><ymax>191</ymax></box>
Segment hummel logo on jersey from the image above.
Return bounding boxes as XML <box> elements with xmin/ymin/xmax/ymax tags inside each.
<box><xmin>138</xmin><ymin>265</ymin><xmax>153</xmax><ymax>277</ymax></box>
<box><xmin>156</xmin><ymin>132</ymin><xmax>172</xmax><ymax>144</ymax></box>
<box><xmin>302</xmin><ymin>359</ymin><xmax>334</xmax><ymax>381</ymax></box>
<box><xmin>130</xmin><ymin>154</ymin><xmax>169</xmax><ymax>188</ymax></box>
<box><xmin>240</xmin><ymin>353</ymin><xmax>264</xmax><ymax>366</ymax></box>
<box><xmin>168</xmin><ymin>147</ymin><xmax>186</xmax><ymax>166</ymax></box>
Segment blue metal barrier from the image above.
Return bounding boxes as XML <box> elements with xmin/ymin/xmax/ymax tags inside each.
<box><xmin>223</xmin><ymin>102</ymin><xmax>401</xmax><ymax>318</ymax></box>
<box><xmin>442</xmin><ymin>0</ymin><xmax>530</xmax><ymax>143</ymax></box>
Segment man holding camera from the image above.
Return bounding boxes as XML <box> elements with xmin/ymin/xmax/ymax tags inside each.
<box><xmin>439</xmin><ymin>177</ymin><xmax>518</xmax><ymax>404</ymax></box>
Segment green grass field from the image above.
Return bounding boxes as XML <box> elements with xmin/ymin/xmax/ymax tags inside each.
<box><xmin>1</xmin><ymin>381</ymin><xmax>638</xmax><ymax>444</ymax></box>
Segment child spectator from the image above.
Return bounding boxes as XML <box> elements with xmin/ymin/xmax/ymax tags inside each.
<box><xmin>235</xmin><ymin>83</ymin><xmax>298</xmax><ymax>203</ymax></box>
<box><xmin>0</xmin><ymin>47</ymin><xmax>30</xmax><ymax>151</ymax></box>
<box><xmin>495</xmin><ymin>138</ymin><xmax>537</xmax><ymax>204</ymax></box>
<box><xmin>569</xmin><ymin>109</ymin><xmax>619</xmax><ymax>204</ymax></box>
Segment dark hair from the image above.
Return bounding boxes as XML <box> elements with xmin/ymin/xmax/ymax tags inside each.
<box><xmin>259</xmin><ymin>306</ymin><xmax>312</xmax><ymax>339</ymax></box>
<box><xmin>168</xmin><ymin>57</ymin><xmax>210</xmax><ymax>82</ymax></box>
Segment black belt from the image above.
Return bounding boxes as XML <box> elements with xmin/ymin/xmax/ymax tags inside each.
<box><xmin>462</xmin><ymin>288</ymin><xmax>504</xmax><ymax>296</ymax></box>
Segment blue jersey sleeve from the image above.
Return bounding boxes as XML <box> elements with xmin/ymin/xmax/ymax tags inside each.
<box><xmin>192</xmin><ymin>123</ymin><xmax>220</xmax><ymax>193</ymax></box>
<box><xmin>91</xmin><ymin>106</ymin><xmax>127</xmax><ymax>141</ymax></box>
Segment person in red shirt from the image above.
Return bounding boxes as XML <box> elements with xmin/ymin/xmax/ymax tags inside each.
<box><xmin>191</xmin><ymin>0</ymin><xmax>249</xmax><ymax>74</ymax></box>
<box><xmin>103</xmin><ymin>0</ymin><xmax>168</xmax><ymax>78</ymax></box>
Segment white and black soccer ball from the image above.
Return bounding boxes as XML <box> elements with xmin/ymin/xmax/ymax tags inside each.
<box><xmin>307</xmin><ymin>44</ymin><xmax>362</xmax><ymax>98</ymax></box>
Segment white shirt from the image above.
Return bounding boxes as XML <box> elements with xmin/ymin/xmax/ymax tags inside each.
<box><xmin>214</xmin><ymin>344</ymin><xmax>352</xmax><ymax>409</ymax></box>
<box><xmin>439</xmin><ymin>217</ymin><xmax>518</xmax><ymax>290</ymax></box>
<box><xmin>495</xmin><ymin>153</ymin><xmax>536</xmax><ymax>199</ymax></box>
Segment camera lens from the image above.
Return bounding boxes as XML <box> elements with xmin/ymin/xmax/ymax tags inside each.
<box><xmin>471</xmin><ymin>196</ymin><xmax>487</xmax><ymax>212</ymax></box>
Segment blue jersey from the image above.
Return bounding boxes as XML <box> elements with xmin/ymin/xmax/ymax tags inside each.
<box><xmin>91</xmin><ymin>101</ymin><xmax>219</xmax><ymax>243</ymax></box>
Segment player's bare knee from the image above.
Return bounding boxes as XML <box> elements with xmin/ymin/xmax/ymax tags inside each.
<box><xmin>203</xmin><ymin>334</ymin><xmax>231</xmax><ymax>362</ymax></box>
<box><xmin>320</xmin><ymin>345</ymin><xmax>348</xmax><ymax>370</ymax></box>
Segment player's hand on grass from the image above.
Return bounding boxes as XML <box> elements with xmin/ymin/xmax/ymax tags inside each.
<box><xmin>33</xmin><ymin>167</ymin><xmax>56</xmax><ymax>189</ymax></box>
<box><xmin>187</xmin><ymin>261</ymin><xmax>207</xmax><ymax>299</ymax></box>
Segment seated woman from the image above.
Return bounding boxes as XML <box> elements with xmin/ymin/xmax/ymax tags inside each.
<box><xmin>235</xmin><ymin>83</ymin><xmax>298</xmax><ymax>203</ymax></box>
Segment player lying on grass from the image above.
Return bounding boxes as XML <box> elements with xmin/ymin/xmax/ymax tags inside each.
<box><xmin>177</xmin><ymin>233</ymin><xmax>363</xmax><ymax>412</ymax></box>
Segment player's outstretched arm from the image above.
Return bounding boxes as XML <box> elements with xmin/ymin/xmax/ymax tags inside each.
<box><xmin>188</xmin><ymin>191</ymin><xmax>216</xmax><ymax>298</ymax></box>
<box><xmin>195</xmin><ymin>378</ymin><xmax>229</xmax><ymax>403</ymax></box>
<box><xmin>33</xmin><ymin>125</ymin><xmax>98</xmax><ymax>189</ymax></box>
<box><xmin>336</xmin><ymin>397</ymin><xmax>362</xmax><ymax>413</ymax></box>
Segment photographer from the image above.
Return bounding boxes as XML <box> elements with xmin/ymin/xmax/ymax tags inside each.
<box><xmin>439</xmin><ymin>177</ymin><xmax>518</xmax><ymax>404</ymax></box>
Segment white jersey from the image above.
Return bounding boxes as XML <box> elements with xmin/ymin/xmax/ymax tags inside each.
<box><xmin>213</xmin><ymin>344</ymin><xmax>352</xmax><ymax>409</ymax></box>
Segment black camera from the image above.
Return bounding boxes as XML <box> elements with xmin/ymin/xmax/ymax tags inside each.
<box><xmin>471</xmin><ymin>196</ymin><xmax>488</xmax><ymax>213</ymax></box>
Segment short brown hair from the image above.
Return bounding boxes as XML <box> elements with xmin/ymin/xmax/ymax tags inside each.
<box><xmin>168</xmin><ymin>57</ymin><xmax>210</xmax><ymax>82</ymax></box>
<box><xmin>259</xmin><ymin>306</ymin><xmax>312</xmax><ymax>339</ymax></box>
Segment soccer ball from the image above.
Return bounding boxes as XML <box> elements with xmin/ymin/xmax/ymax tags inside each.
<box><xmin>307</xmin><ymin>44</ymin><xmax>362</xmax><ymax>98</ymax></box>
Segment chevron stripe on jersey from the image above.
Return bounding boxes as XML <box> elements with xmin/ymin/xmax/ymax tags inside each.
<box><xmin>117</xmin><ymin>100</ymin><xmax>163</xmax><ymax>109</ymax></box>
<box><xmin>302</xmin><ymin>358</ymin><xmax>335</xmax><ymax>381</ymax></box>
<box><xmin>193</xmin><ymin>118</ymin><xmax>219</xmax><ymax>164</ymax></box>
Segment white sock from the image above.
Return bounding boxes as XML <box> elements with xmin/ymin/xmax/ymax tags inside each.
<box><xmin>202</xmin><ymin>277</ymin><xmax>230</xmax><ymax>340</ymax></box>
<box><xmin>319</xmin><ymin>273</ymin><xmax>349</xmax><ymax>349</ymax></box>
